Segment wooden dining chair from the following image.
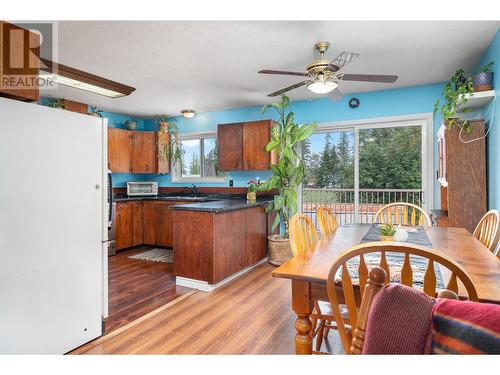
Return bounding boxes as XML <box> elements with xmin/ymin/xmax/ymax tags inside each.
<box><xmin>326</xmin><ymin>242</ymin><xmax>478</xmax><ymax>354</ymax></box>
<box><xmin>289</xmin><ymin>214</ymin><xmax>334</xmax><ymax>352</ymax></box>
<box><xmin>373</xmin><ymin>202</ymin><xmax>431</xmax><ymax>227</ymax></box>
<box><xmin>473</xmin><ymin>209</ymin><xmax>500</xmax><ymax>255</ymax></box>
<box><xmin>317</xmin><ymin>206</ymin><xmax>339</xmax><ymax>237</ymax></box>
<box><xmin>289</xmin><ymin>214</ymin><xmax>319</xmax><ymax>257</ymax></box>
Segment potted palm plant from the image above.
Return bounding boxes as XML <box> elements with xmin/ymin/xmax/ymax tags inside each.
<box><xmin>259</xmin><ymin>95</ymin><xmax>316</xmax><ymax>266</ymax></box>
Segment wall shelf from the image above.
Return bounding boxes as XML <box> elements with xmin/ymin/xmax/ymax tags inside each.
<box><xmin>457</xmin><ymin>90</ymin><xmax>495</xmax><ymax>113</ymax></box>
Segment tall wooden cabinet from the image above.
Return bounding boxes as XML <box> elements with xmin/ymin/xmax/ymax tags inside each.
<box><xmin>436</xmin><ymin>120</ymin><xmax>487</xmax><ymax>233</ymax></box>
<box><xmin>218</xmin><ymin>120</ymin><xmax>276</xmax><ymax>171</ymax></box>
<box><xmin>0</xmin><ymin>21</ymin><xmax>40</xmax><ymax>102</ymax></box>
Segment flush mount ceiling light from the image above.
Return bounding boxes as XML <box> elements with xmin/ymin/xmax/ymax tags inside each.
<box><xmin>39</xmin><ymin>58</ymin><xmax>135</xmax><ymax>98</ymax></box>
<box><xmin>181</xmin><ymin>109</ymin><xmax>196</xmax><ymax>118</ymax></box>
<box><xmin>307</xmin><ymin>79</ymin><xmax>338</xmax><ymax>94</ymax></box>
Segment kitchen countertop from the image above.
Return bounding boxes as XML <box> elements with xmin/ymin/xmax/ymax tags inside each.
<box><xmin>170</xmin><ymin>199</ymin><xmax>270</xmax><ymax>213</ymax></box>
<box><xmin>113</xmin><ymin>195</ymin><xmax>218</xmax><ymax>203</ymax></box>
<box><xmin>114</xmin><ymin>193</ymin><xmax>272</xmax><ymax>212</ymax></box>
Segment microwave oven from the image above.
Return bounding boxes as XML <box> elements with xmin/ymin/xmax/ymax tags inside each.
<box><xmin>127</xmin><ymin>181</ymin><xmax>158</xmax><ymax>196</ymax></box>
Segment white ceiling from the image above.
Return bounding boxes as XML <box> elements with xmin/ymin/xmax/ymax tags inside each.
<box><xmin>40</xmin><ymin>21</ymin><xmax>499</xmax><ymax>117</ymax></box>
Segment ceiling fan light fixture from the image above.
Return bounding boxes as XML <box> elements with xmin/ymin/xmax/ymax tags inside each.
<box><xmin>181</xmin><ymin>109</ymin><xmax>196</xmax><ymax>118</ymax></box>
<box><xmin>307</xmin><ymin>80</ymin><xmax>338</xmax><ymax>94</ymax></box>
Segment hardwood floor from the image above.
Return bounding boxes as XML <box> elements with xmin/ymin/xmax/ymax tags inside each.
<box><xmin>73</xmin><ymin>262</ymin><xmax>342</xmax><ymax>354</ymax></box>
<box><xmin>105</xmin><ymin>246</ymin><xmax>192</xmax><ymax>333</ymax></box>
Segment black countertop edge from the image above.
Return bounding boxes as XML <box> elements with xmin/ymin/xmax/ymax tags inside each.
<box><xmin>170</xmin><ymin>199</ymin><xmax>271</xmax><ymax>213</ymax></box>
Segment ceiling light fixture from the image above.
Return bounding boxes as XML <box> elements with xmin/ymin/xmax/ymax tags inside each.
<box><xmin>39</xmin><ymin>58</ymin><xmax>136</xmax><ymax>98</ymax></box>
<box><xmin>181</xmin><ymin>109</ymin><xmax>196</xmax><ymax>119</ymax></box>
<box><xmin>307</xmin><ymin>79</ymin><xmax>338</xmax><ymax>94</ymax></box>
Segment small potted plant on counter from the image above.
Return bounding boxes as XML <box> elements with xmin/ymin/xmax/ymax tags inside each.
<box><xmin>258</xmin><ymin>95</ymin><xmax>316</xmax><ymax>266</ymax></box>
<box><xmin>473</xmin><ymin>61</ymin><xmax>494</xmax><ymax>92</ymax></box>
<box><xmin>247</xmin><ymin>180</ymin><xmax>259</xmax><ymax>202</ymax></box>
<box><xmin>379</xmin><ymin>223</ymin><xmax>396</xmax><ymax>241</ymax></box>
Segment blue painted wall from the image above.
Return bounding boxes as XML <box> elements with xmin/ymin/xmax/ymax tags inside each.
<box><xmin>478</xmin><ymin>28</ymin><xmax>500</xmax><ymax>209</ymax></box>
<box><xmin>155</xmin><ymin>83</ymin><xmax>444</xmax><ymax>207</ymax></box>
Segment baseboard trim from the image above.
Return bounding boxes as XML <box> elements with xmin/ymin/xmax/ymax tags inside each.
<box><xmin>176</xmin><ymin>257</ymin><xmax>268</xmax><ymax>292</ymax></box>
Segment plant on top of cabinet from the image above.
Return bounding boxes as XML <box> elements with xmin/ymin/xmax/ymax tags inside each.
<box><xmin>434</xmin><ymin>68</ymin><xmax>474</xmax><ymax>133</ymax></box>
<box><xmin>258</xmin><ymin>95</ymin><xmax>316</xmax><ymax>265</ymax></box>
<box><xmin>89</xmin><ymin>106</ymin><xmax>103</xmax><ymax>117</ymax></box>
<box><xmin>156</xmin><ymin>114</ymin><xmax>184</xmax><ymax>166</ymax></box>
<box><xmin>50</xmin><ymin>98</ymin><xmax>66</xmax><ymax>109</ymax></box>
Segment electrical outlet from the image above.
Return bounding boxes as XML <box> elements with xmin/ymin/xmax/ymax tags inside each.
<box><xmin>229</xmin><ymin>179</ymin><xmax>234</xmax><ymax>187</ymax></box>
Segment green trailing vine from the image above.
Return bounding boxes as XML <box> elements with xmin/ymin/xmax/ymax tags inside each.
<box><xmin>156</xmin><ymin>114</ymin><xmax>184</xmax><ymax>166</ymax></box>
<box><xmin>434</xmin><ymin>68</ymin><xmax>474</xmax><ymax>133</ymax></box>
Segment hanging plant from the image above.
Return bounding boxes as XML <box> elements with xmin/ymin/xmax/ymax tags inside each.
<box><xmin>156</xmin><ymin>114</ymin><xmax>184</xmax><ymax>166</ymax></box>
<box><xmin>434</xmin><ymin>68</ymin><xmax>474</xmax><ymax>133</ymax></box>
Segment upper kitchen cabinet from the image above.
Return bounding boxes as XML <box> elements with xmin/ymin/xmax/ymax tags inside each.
<box><xmin>131</xmin><ymin>131</ymin><xmax>156</xmax><ymax>174</ymax></box>
<box><xmin>108</xmin><ymin>128</ymin><xmax>165</xmax><ymax>174</ymax></box>
<box><xmin>218</xmin><ymin>123</ymin><xmax>243</xmax><ymax>170</ymax></box>
<box><xmin>0</xmin><ymin>22</ymin><xmax>40</xmax><ymax>102</ymax></box>
<box><xmin>108</xmin><ymin>127</ymin><xmax>132</xmax><ymax>172</ymax></box>
<box><xmin>217</xmin><ymin>120</ymin><xmax>276</xmax><ymax>171</ymax></box>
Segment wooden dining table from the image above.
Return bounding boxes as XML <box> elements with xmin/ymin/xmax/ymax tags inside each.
<box><xmin>272</xmin><ymin>223</ymin><xmax>500</xmax><ymax>354</ymax></box>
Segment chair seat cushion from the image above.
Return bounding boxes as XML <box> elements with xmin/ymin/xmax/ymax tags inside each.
<box><xmin>363</xmin><ymin>284</ymin><xmax>435</xmax><ymax>354</ymax></box>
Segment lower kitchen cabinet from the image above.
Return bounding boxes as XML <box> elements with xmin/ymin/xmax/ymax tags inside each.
<box><xmin>142</xmin><ymin>200</ymin><xmax>175</xmax><ymax>247</ymax></box>
<box><xmin>173</xmin><ymin>205</ymin><xmax>268</xmax><ymax>285</ymax></box>
<box><xmin>116</xmin><ymin>199</ymin><xmax>191</xmax><ymax>251</ymax></box>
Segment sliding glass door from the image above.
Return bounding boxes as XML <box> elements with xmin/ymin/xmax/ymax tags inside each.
<box><xmin>301</xmin><ymin>120</ymin><xmax>427</xmax><ymax>227</ymax></box>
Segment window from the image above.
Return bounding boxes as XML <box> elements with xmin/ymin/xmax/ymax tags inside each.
<box><xmin>172</xmin><ymin>133</ymin><xmax>226</xmax><ymax>182</ymax></box>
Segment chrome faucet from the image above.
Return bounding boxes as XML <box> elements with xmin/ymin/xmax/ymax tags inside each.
<box><xmin>185</xmin><ymin>184</ymin><xmax>198</xmax><ymax>197</ymax></box>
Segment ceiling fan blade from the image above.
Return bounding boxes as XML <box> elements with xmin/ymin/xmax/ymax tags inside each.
<box><xmin>340</xmin><ymin>74</ymin><xmax>398</xmax><ymax>83</ymax></box>
<box><xmin>267</xmin><ymin>80</ymin><xmax>312</xmax><ymax>97</ymax></box>
<box><xmin>259</xmin><ymin>69</ymin><xmax>308</xmax><ymax>77</ymax></box>
<box><xmin>331</xmin><ymin>51</ymin><xmax>359</xmax><ymax>69</ymax></box>
<box><xmin>329</xmin><ymin>87</ymin><xmax>344</xmax><ymax>101</ymax></box>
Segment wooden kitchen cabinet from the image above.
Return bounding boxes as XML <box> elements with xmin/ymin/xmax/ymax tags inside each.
<box><xmin>115</xmin><ymin>202</ymin><xmax>133</xmax><ymax>250</ymax></box>
<box><xmin>131</xmin><ymin>201</ymin><xmax>143</xmax><ymax>246</ymax></box>
<box><xmin>218</xmin><ymin>123</ymin><xmax>243</xmax><ymax>170</ymax></box>
<box><xmin>436</xmin><ymin>121</ymin><xmax>487</xmax><ymax>233</ymax></box>
<box><xmin>217</xmin><ymin>120</ymin><xmax>275</xmax><ymax>171</ymax></box>
<box><xmin>108</xmin><ymin>127</ymin><xmax>167</xmax><ymax>174</ymax></box>
<box><xmin>121</xmin><ymin>200</ymin><xmax>192</xmax><ymax>250</ymax></box>
<box><xmin>0</xmin><ymin>21</ymin><xmax>40</xmax><ymax>102</ymax></box>
<box><xmin>155</xmin><ymin>202</ymin><xmax>174</xmax><ymax>247</ymax></box>
<box><xmin>108</xmin><ymin>128</ymin><xmax>132</xmax><ymax>172</ymax></box>
<box><xmin>173</xmin><ymin>205</ymin><xmax>268</xmax><ymax>284</ymax></box>
<box><xmin>142</xmin><ymin>201</ymin><xmax>157</xmax><ymax>245</ymax></box>
<box><xmin>115</xmin><ymin>201</ymin><xmax>143</xmax><ymax>250</ymax></box>
<box><xmin>131</xmin><ymin>131</ymin><xmax>156</xmax><ymax>173</ymax></box>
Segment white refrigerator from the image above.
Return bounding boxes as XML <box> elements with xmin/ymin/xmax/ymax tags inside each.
<box><xmin>0</xmin><ymin>97</ymin><xmax>109</xmax><ymax>353</ymax></box>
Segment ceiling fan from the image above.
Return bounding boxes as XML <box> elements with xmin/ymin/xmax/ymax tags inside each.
<box><xmin>258</xmin><ymin>41</ymin><xmax>398</xmax><ymax>100</ymax></box>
